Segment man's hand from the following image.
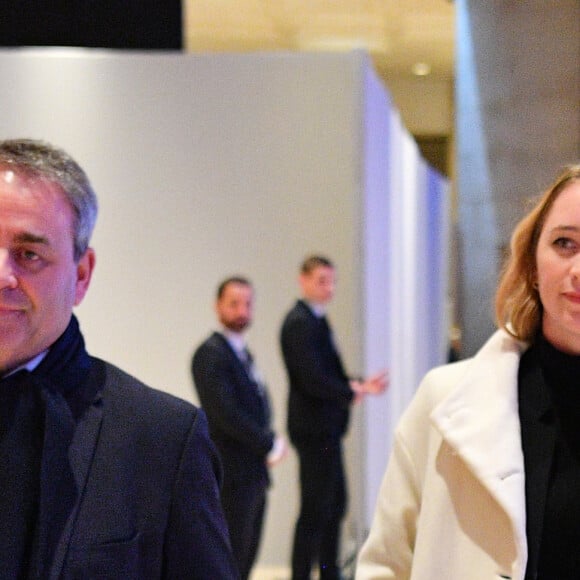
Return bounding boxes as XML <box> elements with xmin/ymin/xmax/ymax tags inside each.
<box><xmin>361</xmin><ymin>370</ymin><xmax>388</xmax><ymax>395</ymax></box>
<box><xmin>266</xmin><ymin>435</ymin><xmax>289</xmax><ymax>467</ymax></box>
<box><xmin>350</xmin><ymin>370</ymin><xmax>389</xmax><ymax>401</ymax></box>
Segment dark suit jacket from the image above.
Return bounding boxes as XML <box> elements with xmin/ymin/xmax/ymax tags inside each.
<box><xmin>192</xmin><ymin>332</ymin><xmax>274</xmax><ymax>487</ymax></box>
<box><xmin>280</xmin><ymin>300</ymin><xmax>353</xmax><ymax>444</ymax></box>
<box><xmin>54</xmin><ymin>357</ymin><xmax>239</xmax><ymax>579</ymax></box>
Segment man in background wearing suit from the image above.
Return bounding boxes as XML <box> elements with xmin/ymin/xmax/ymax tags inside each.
<box><xmin>0</xmin><ymin>139</ymin><xmax>238</xmax><ymax>579</ymax></box>
<box><xmin>192</xmin><ymin>277</ymin><xmax>287</xmax><ymax>580</ymax></box>
<box><xmin>280</xmin><ymin>255</ymin><xmax>388</xmax><ymax>580</ymax></box>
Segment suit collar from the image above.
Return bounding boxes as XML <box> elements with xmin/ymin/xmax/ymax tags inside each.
<box><xmin>299</xmin><ymin>298</ymin><xmax>327</xmax><ymax>318</ymax></box>
<box><xmin>48</xmin><ymin>358</ymin><xmax>105</xmax><ymax>579</ymax></box>
<box><xmin>217</xmin><ymin>328</ymin><xmax>247</xmax><ymax>356</ymax></box>
<box><xmin>14</xmin><ymin>316</ymin><xmax>104</xmax><ymax>578</ymax></box>
<box><xmin>297</xmin><ymin>299</ymin><xmax>320</xmax><ymax>318</ymax></box>
<box><xmin>430</xmin><ymin>330</ymin><xmax>528</xmax><ymax>566</ymax></box>
<box><xmin>211</xmin><ymin>332</ymin><xmax>253</xmax><ymax>382</ymax></box>
<box><xmin>213</xmin><ymin>331</ymin><xmax>244</xmax><ymax>359</ymax></box>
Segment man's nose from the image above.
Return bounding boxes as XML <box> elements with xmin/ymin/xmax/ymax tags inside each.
<box><xmin>238</xmin><ymin>304</ymin><xmax>251</xmax><ymax>318</ymax></box>
<box><xmin>0</xmin><ymin>250</ymin><xmax>17</xmax><ymax>289</ymax></box>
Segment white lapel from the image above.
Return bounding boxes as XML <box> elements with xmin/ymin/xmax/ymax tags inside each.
<box><xmin>431</xmin><ymin>330</ymin><xmax>528</xmax><ymax>568</ymax></box>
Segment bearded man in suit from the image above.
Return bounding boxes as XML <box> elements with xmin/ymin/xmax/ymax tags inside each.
<box><xmin>192</xmin><ymin>277</ymin><xmax>287</xmax><ymax>580</ymax></box>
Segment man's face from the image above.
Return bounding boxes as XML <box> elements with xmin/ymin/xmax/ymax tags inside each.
<box><xmin>0</xmin><ymin>168</ymin><xmax>94</xmax><ymax>373</ymax></box>
<box><xmin>216</xmin><ymin>282</ymin><xmax>253</xmax><ymax>333</ymax></box>
<box><xmin>299</xmin><ymin>265</ymin><xmax>336</xmax><ymax>305</ymax></box>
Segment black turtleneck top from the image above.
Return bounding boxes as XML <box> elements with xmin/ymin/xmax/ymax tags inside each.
<box><xmin>518</xmin><ymin>334</ymin><xmax>580</xmax><ymax>579</ymax></box>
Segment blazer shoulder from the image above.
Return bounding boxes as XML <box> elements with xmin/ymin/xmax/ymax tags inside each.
<box><xmin>192</xmin><ymin>333</ymin><xmax>239</xmax><ymax>375</ymax></box>
<box><xmin>193</xmin><ymin>332</ymin><xmax>232</xmax><ymax>359</ymax></box>
<box><xmin>420</xmin><ymin>358</ymin><xmax>474</xmax><ymax>399</ymax></box>
<box><xmin>420</xmin><ymin>329</ymin><xmax>525</xmax><ymax>413</ymax></box>
<box><xmin>282</xmin><ymin>301</ymin><xmax>315</xmax><ymax>330</ymax></box>
<box><xmin>288</xmin><ymin>300</ymin><xmax>311</xmax><ymax>318</ymax></box>
<box><xmin>94</xmin><ymin>357</ymin><xmax>200</xmax><ymax>432</ymax></box>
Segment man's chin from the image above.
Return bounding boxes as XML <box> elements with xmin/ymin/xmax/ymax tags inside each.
<box><xmin>226</xmin><ymin>321</ymin><xmax>250</xmax><ymax>333</ymax></box>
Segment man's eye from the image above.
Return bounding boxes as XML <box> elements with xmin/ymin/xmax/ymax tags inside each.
<box><xmin>19</xmin><ymin>249</ymin><xmax>40</xmax><ymax>261</ymax></box>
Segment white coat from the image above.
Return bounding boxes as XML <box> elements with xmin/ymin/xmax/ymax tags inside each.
<box><xmin>356</xmin><ymin>330</ymin><xmax>529</xmax><ymax>580</ymax></box>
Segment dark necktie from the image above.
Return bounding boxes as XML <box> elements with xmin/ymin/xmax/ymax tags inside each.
<box><xmin>240</xmin><ymin>348</ymin><xmax>270</xmax><ymax>424</ymax></box>
<box><xmin>240</xmin><ymin>347</ymin><xmax>254</xmax><ymax>378</ymax></box>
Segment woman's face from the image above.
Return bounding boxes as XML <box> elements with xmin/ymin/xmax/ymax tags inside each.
<box><xmin>536</xmin><ymin>180</ymin><xmax>580</xmax><ymax>354</ymax></box>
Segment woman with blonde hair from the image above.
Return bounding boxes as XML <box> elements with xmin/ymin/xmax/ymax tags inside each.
<box><xmin>357</xmin><ymin>165</ymin><xmax>580</xmax><ymax>580</ymax></box>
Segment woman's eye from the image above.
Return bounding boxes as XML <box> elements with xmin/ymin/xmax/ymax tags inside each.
<box><xmin>554</xmin><ymin>237</ymin><xmax>577</xmax><ymax>250</ymax></box>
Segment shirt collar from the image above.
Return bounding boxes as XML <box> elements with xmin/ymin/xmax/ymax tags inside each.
<box><xmin>303</xmin><ymin>300</ymin><xmax>327</xmax><ymax>318</ymax></box>
<box><xmin>219</xmin><ymin>327</ymin><xmax>247</xmax><ymax>355</ymax></box>
<box><xmin>3</xmin><ymin>349</ymin><xmax>49</xmax><ymax>378</ymax></box>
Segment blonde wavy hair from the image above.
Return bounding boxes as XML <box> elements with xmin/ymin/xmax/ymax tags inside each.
<box><xmin>495</xmin><ymin>164</ymin><xmax>580</xmax><ymax>343</ymax></box>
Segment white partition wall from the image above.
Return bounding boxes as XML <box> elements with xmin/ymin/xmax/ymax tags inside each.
<box><xmin>359</xmin><ymin>65</ymin><xmax>450</xmax><ymax>531</ymax></box>
<box><xmin>0</xmin><ymin>49</ymin><xmax>448</xmax><ymax>572</ymax></box>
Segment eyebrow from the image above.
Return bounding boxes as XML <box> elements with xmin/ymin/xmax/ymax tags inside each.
<box><xmin>14</xmin><ymin>232</ymin><xmax>51</xmax><ymax>246</ymax></box>
<box><xmin>549</xmin><ymin>225</ymin><xmax>580</xmax><ymax>233</ymax></box>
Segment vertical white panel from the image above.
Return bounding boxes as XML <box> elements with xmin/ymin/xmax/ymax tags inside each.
<box><xmin>359</xmin><ymin>64</ymin><xmax>393</xmax><ymax>533</ymax></box>
<box><xmin>361</xmin><ymin>72</ymin><xmax>450</xmax><ymax>532</ymax></box>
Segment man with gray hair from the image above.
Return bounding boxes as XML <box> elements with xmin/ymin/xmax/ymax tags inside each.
<box><xmin>0</xmin><ymin>139</ymin><xmax>238</xmax><ymax>579</ymax></box>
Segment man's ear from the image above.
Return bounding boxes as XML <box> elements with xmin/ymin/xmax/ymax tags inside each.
<box><xmin>74</xmin><ymin>248</ymin><xmax>96</xmax><ymax>306</ymax></box>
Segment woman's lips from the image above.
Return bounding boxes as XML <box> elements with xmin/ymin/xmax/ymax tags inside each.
<box><xmin>563</xmin><ymin>292</ymin><xmax>580</xmax><ymax>304</ymax></box>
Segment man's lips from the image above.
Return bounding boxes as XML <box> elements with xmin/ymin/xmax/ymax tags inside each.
<box><xmin>0</xmin><ymin>305</ymin><xmax>26</xmax><ymax>315</ymax></box>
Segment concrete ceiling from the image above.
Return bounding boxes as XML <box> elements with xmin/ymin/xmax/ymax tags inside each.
<box><xmin>184</xmin><ymin>0</ymin><xmax>456</xmax><ymax>84</ymax></box>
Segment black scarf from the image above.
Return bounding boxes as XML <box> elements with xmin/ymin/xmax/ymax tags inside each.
<box><xmin>0</xmin><ymin>316</ymin><xmax>95</xmax><ymax>578</ymax></box>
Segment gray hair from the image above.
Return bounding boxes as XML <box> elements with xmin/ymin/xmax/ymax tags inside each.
<box><xmin>0</xmin><ymin>139</ymin><xmax>98</xmax><ymax>261</ymax></box>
